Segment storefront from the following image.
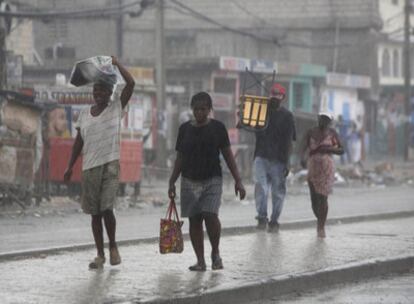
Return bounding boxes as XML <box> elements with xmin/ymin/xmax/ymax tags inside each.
<box><xmin>320</xmin><ymin>73</ymin><xmax>371</xmax><ymax>121</ymax></box>
<box><xmin>320</xmin><ymin>72</ymin><xmax>372</xmax><ymax>159</ymax></box>
<box><xmin>0</xmin><ymin>90</ymin><xmax>43</xmax><ymax>206</ymax></box>
<box><xmin>31</xmin><ymin>66</ymin><xmax>160</xmax><ymax>195</ymax></box>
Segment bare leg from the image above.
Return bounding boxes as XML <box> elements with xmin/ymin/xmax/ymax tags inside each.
<box><xmin>318</xmin><ymin>196</ymin><xmax>328</xmax><ymax>238</ymax></box>
<box><xmin>308</xmin><ymin>182</ymin><xmax>328</xmax><ymax>238</ymax></box>
<box><xmin>103</xmin><ymin>209</ymin><xmax>117</xmax><ymax>249</ymax></box>
<box><xmin>189</xmin><ymin>214</ymin><xmax>206</xmax><ymax>269</ymax></box>
<box><xmin>91</xmin><ymin>214</ymin><xmax>105</xmax><ymax>258</ymax></box>
<box><xmin>103</xmin><ymin>209</ymin><xmax>121</xmax><ymax>265</ymax></box>
<box><xmin>203</xmin><ymin>212</ymin><xmax>221</xmax><ymax>257</ymax></box>
<box><xmin>308</xmin><ymin>182</ymin><xmax>319</xmax><ymax>218</ymax></box>
<box><xmin>204</xmin><ymin>212</ymin><xmax>224</xmax><ymax>270</ymax></box>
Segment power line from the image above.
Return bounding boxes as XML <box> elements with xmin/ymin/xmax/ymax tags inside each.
<box><xmin>169</xmin><ymin>0</ymin><xmax>280</xmax><ymax>45</ymax></box>
<box><xmin>0</xmin><ymin>0</ymin><xmax>152</xmax><ymax>19</ymax></box>
<box><xmin>228</xmin><ymin>0</ymin><xmax>267</xmax><ymax>26</ymax></box>
<box><xmin>169</xmin><ymin>0</ymin><xmax>368</xmax><ymax>49</ymax></box>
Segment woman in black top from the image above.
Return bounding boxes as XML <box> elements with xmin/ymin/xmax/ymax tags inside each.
<box><xmin>168</xmin><ymin>92</ymin><xmax>246</xmax><ymax>271</ymax></box>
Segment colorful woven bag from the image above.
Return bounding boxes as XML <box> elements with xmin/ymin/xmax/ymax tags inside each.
<box><xmin>159</xmin><ymin>198</ymin><xmax>184</xmax><ymax>254</ymax></box>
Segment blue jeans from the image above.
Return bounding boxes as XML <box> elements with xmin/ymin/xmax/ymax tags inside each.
<box><xmin>254</xmin><ymin>157</ymin><xmax>287</xmax><ymax>223</ymax></box>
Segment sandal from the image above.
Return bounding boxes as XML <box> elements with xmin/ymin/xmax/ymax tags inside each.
<box><xmin>188</xmin><ymin>263</ymin><xmax>206</xmax><ymax>271</ymax></box>
<box><xmin>211</xmin><ymin>255</ymin><xmax>223</xmax><ymax>270</ymax></box>
<box><xmin>89</xmin><ymin>256</ymin><xmax>105</xmax><ymax>269</ymax></box>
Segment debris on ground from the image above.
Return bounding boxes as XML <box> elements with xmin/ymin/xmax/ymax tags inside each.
<box><xmin>288</xmin><ymin>160</ymin><xmax>414</xmax><ymax>188</ymax></box>
<box><xmin>2</xmin><ymin>159</ymin><xmax>414</xmax><ymax>217</ymax></box>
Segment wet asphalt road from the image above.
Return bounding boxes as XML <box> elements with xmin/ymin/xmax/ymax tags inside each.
<box><xmin>250</xmin><ymin>272</ymin><xmax>414</xmax><ymax>304</ymax></box>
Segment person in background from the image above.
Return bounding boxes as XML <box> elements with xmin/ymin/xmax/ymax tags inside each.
<box><xmin>348</xmin><ymin>121</ymin><xmax>362</xmax><ymax>166</ymax></box>
<box><xmin>253</xmin><ymin>83</ymin><xmax>296</xmax><ymax>232</ymax></box>
<box><xmin>64</xmin><ymin>56</ymin><xmax>135</xmax><ymax>269</ymax></box>
<box><xmin>300</xmin><ymin>112</ymin><xmax>344</xmax><ymax>238</ymax></box>
<box><xmin>336</xmin><ymin>115</ymin><xmax>349</xmax><ymax>165</ymax></box>
<box><xmin>168</xmin><ymin>92</ymin><xmax>246</xmax><ymax>271</ymax></box>
<box><xmin>142</xmin><ymin>128</ymin><xmax>156</xmax><ymax>184</ymax></box>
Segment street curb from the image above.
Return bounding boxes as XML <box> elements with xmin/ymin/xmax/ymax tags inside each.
<box><xmin>1</xmin><ymin>210</ymin><xmax>414</xmax><ymax>262</ymax></box>
<box><xmin>134</xmin><ymin>255</ymin><xmax>414</xmax><ymax>304</ymax></box>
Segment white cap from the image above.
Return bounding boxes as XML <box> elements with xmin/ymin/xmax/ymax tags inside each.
<box><xmin>318</xmin><ymin>111</ymin><xmax>334</xmax><ymax>121</ymax></box>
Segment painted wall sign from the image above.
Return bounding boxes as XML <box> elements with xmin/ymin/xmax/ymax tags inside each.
<box><xmin>327</xmin><ymin>73</ymin><xmax>371</xmax><ymax>89</ymax></box>
<box><xmin>251</xmin><ymin>59</ymin><xmax>277</xmax><ymax>74</ymax></box>
<box><xmin>219</xmin><ymin>56</ymin><xmax>251</xmax><ymax>72</ymax></box>
<box><xmin>34</xmin><ymin>86</ymin><xmax>94</xmax><ymax>104</ymax></box>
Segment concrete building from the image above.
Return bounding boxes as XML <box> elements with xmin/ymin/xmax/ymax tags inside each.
<box><xmin>6</xmin><ymin>0</ymin><xmax>394</xmax><ymax>161</ymax></box>
<box><xmin>375</xmin><ymin>0</ymin><xmax>414</xmax><ymax>157</ymax></box>
<box><xmin>4</xmin><ymin>0</ymin><xmax>119</xmax><ymax>85</ymax></box>
<box><xmin>7</xmin><ymin>1</ymin><xmax>380</xmax><ymax>102</ymax></box>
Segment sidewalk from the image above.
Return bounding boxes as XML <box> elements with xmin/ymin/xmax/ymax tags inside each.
<box><xmin>2</xmin><ymin>184</ymin><xmax>414</xmax><ymax>254</ymax></box>
<box><xmin>1</xmin><ymin>215</ymin><xmax>414</xmax><ymax>304</ymax></box>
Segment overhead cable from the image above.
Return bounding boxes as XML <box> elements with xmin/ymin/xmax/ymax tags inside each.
<box><xmin>169</xmin><ymin>0</ymin><xmax>280</xmax><ymax>45</ymax></box>
<box><xmin>0</xmin><ymin>0</ymin><xmax>152</xmax><ymax>19</ymax></box>
<box><xmin>169</xmin><ymin>0</ymin><xmax>367</xmax><ymax>49</ymax></box>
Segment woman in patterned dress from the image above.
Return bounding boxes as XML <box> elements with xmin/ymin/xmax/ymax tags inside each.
<box><xmin>300</xmin><ymin>112</ymin><xmax>344</xmax><ymax>238</ymax></box>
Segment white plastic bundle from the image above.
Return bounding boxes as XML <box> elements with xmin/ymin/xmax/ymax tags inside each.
<box><xmin>69</xmin><ymin>56</ymin><xmax>124</xmax><ymax>87</ymax></box>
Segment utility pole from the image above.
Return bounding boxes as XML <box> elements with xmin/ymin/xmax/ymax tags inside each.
<box><xmin>155</xmin><ymin>0</ymin><xmax>166</xmax><ymax>168</ymax></box>
<box><xmin>116</xmin><ymin>0</ymin><xmax>123</xmax><ymax>58</ymax></box>
<box><xmin>332</xmin><ymin>20</ymin><xmax>340</xmax><ymax>72</ymax></box>
<box><xmin>0</xmin><ymin>26</ymin><xmax>6</xmax><ymax>89</ymax></box>
<box><xmin>404</xmin><ymin>0</ymin><xmax>411</xmax><ymax>161</ymax></box>
<box><xmin>0</xmin><ymin>0</ymin><xmax>9</xmax><ymax>90</ymax></box>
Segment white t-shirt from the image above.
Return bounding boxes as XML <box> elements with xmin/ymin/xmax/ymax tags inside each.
<box><xmin>76</xmin><ymin>100</ymin><xmax>124</xmax><ymax>171</ymax></box>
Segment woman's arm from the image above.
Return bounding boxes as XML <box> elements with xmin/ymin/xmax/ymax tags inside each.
<box><xmin>221</xmin><ymin>146</ymin><xmax>246</xmax><ymax>200</ymax></box>
<box><xmin>112</xmin><ymin>56</ymin><xmax>135</xmax><ymax>109</ymax></box>
<box><xmin>64</xmin><ymin>130</ymin><xmax>84</xmax><ymax>182</ymax></box>
<box><xmin>330</xmin><ymin>129</ymin><xmax>345</xmax><ymax>155</ymax></box>
<box><xmin>168</xmin><ymin>152</ymin><xmax>183</xmax><ymax>198</ymax></box>
<box><xmin>317</xmin><ymin>129</ymin><xmax>344</xmax><ymax>155</ymax></box>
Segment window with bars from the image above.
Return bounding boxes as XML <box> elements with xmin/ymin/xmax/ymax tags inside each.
<box><xmin>382</xmin><ymin>49</ymin><xmax>391</xmax><ymax>77</ymax></box>
<box><xmin>393</xmin><ymin>49</ymin><xmax>400</xmax><ymax>78</ymax></box>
